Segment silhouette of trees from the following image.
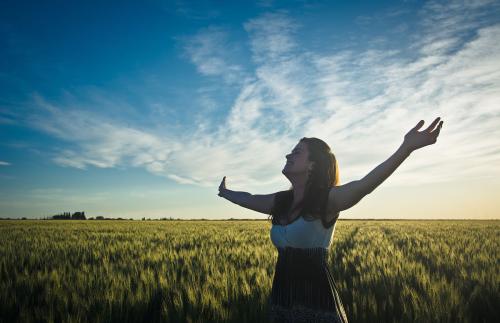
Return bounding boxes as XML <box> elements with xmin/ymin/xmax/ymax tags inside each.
<box><xmin>71</xmin><ymin>212</ymin><xmax>86</xmax><ymax>220</ymax></box>
<box><xmin>51</xmin><ymin>211</ymin><xmax>86</xmax><ymax>220</ymax></box>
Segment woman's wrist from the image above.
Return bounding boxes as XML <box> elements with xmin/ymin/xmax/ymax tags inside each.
<box><xmin>219</xmin><ymin>188</ymin><xmax>229</xmax><ymax>198</ymax></box>
<box><xmin>399</xmin><ymin>142</ymin><xmax>413</xmax><ymax>156</ymax></box>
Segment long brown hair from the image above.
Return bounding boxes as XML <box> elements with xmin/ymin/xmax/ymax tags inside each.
<box><xmin>268</xmin><ymin>137</ymin><xmax>340</xmax><ymax>228</ymax></box>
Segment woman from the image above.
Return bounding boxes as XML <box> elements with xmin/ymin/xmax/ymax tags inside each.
<box><xmin>218</xmin><ymin>117</ymin><xmax>444</xmax><ymax>322</ymax></box>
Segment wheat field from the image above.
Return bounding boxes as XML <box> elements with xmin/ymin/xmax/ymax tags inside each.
<box><xmin>0</xmin><ymin>220</ymin><xmax>498</xmax><ymax>323</ymax></box>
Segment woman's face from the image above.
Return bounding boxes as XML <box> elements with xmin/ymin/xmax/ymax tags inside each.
<box><xmin>282</xmin><ymin>141</ymin><xmax>312</xmax><ymax>175</ymax></box>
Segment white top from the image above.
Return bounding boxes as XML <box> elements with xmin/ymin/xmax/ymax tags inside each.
<box><xmin>270</xmin><ymin>216</ymin><xmax>336</xmax><ymax>249</ymax></box>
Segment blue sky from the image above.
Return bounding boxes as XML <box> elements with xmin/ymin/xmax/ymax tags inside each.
<box><xmin>1</xmin><ymin>0</ymin><xmax>499</xmax><ymax>219</ymax></box>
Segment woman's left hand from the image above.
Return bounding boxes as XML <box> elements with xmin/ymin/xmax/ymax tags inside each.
<box><xmin>403</xmin><ymin>117</ymin><xmax>444</xmax><ymax>152</ymax></box>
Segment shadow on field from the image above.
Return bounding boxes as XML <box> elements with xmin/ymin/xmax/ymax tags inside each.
<box><xmin>126</xmin><ymin>286</ymin><xmax>272</xmax><ymax>323</ymax></box>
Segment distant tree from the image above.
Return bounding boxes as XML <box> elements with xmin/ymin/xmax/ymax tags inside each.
<box><xmin>52</xmin><ymin>212</ymin><xmax>71</xmax><ymax>220</ymax></box>
<box><xmin>71</xmin><ymin>212</ymin><xmax>86</xmax><ymax>220</ymax></box>
<box><xmin>96</xmin><ymin>216</ymin><xmax>104</xmax><ymax>220</ymax></box>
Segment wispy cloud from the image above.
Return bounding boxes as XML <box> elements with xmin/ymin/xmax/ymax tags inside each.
<box><xmin>244</xmin><ymin>11</ymin><xmax>300</xmax><ymax>64</ymax></box>
<box><xmin>0</xmin><ymin>161</ymin><xmax>11</xmax><ymax>166</ymax></box>
<box><xmin>26</xmin><ymin>95</ymin><xmax>179</xmax><ymax>172</ymax></box>
<box><xmin>21</xmin><ymin>0</ymin><xmax>500</xmax><ymax>190</ymax></box>
<box><xmin>181</xmin><ymin>26</ymin><xmax>248</xmax><ymax>85</ymax></box>
<box><xmin>25</xmin><ymin>92</ymin><xmax>289</xmax><ymax>188</ymax></box>
<box><xmin>413</xmin><ymin>0</ymin><xmax>500</xmax><ymax>54</ymax></box>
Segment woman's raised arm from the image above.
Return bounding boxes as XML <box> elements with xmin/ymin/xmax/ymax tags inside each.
<box><xmin>356</xmin><ymin>117</ymin><xmax>444</xmax><ymax>196</ymax></box>
<box><xmin>218</xmin><ymin>176</ymin><xmax>276</xmax><ymax>214</ymax></box>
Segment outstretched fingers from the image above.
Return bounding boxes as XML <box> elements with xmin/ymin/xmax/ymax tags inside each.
<box><xmin>425</xmin><ymin>117</ymin><xmax>441</xmax><ymax>133</ymax></box>
<box><xmin>413</xmin><ymin>120</ymin><xmax>425</xmax><ymax>131</ymax></box>
<box><xmin>431</xmin><ymin>120</ymin><xmax>443</xmax><ymax>138</ymax></box>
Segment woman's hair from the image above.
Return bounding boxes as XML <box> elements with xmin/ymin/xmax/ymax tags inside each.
<box><xmin>268</xmin><ymin>137</ymin><xmax>340</xmax><ymax>228</ymax></box>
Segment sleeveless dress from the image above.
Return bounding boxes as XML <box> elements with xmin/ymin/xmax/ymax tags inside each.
<box><xmin>268</xmin><ymin>190</ymin><xmax>349</xmax><ymax>323</ymax></box>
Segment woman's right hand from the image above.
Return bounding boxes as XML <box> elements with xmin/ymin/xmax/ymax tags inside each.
<box><xmin>218</xmin><ymin>176</ymin><xmax>227</xmax><ymax>197</ymax></box>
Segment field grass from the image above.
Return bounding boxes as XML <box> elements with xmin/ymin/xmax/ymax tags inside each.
<box><xmin>0</xmin><ymin>220</ymin><xmax>498</xmax><ymax>323</ymax></box>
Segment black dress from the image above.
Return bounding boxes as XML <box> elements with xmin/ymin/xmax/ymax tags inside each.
<box><xmin>268</xmin><ymin>190</ymin><xmax>349</xmax><ymax>323</ymax></box>
<box><xmin>268</xmin><ymin>246</ymin><xmax>349</xmax><ymax>323</ymax></box>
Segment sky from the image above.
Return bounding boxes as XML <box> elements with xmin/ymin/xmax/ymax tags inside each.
<box><xmin>1</xmin><ymin>0</ymin><xmax>499</xmax><ymax>220</ymax></box>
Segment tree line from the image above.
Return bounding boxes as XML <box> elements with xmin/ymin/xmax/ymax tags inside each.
<box><xmin>50</xmin><ymin>211</ymin><xmax>86</xmax><ymax>220</ymax></box>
